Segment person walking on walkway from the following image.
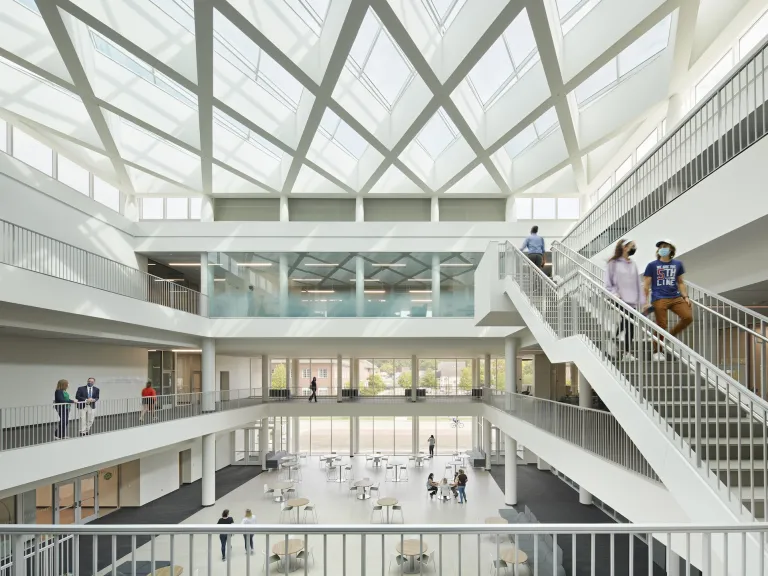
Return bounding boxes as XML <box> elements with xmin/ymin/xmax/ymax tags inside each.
<box><xmin>218</xmin><ymin>509</ymin><xmax>234</xmax><ymax>561</ymax></box>
<box><xmin>427</xmin><ymin>435</ymin><xmax>436</xmax><ymax>458</ymax></box>
<box><xmin>605</xmin><ymin>239</ymin><xmax>644</xmax><ymax>361</ymax></box>
<box><xmin>643</xmin><ymin>239</ymin><xmax>692</xmax><ymax>360</ymax></box>
<box><xmin>75</xmin><ymin>377</ymin><xmax>99</xmax><ymax>435</ymax></box>
<box><xmin>241</xmin><ymin>509</ymin><xmax>256</xmax><ymax>554</ymax></box>
<box><xmin>53</xmin><ymin>379</ymin><xmax>74</xmax><ymax>440</ymax></box>
<box><xmin>455</xmin><ymin>469</ymin><xmax>468</xmax><ymax>504</ymax></box>
<box><xmin>308</xmin><ymin>376</ymin><xmax>318</xmax><ymax>402</ymax></box>
<box><xmin>520</xmin><ymin>225</ymin><xmax>546</xmax><ymax>269</ymax></box>
<box><xmin>139</xmin><ymin>381</ymin><xmax>156</xmax><ymax>422</ymax></box>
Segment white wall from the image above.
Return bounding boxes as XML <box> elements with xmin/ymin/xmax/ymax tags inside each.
<box><xmin>0</xmin><ymin>334</ymin><xmax>146</xmax><ymax>410</ymax></box>
<box><xmin>0</xmin><ymin>153</ymin><xmax>138</xmax><ymax>267</ymax></box>
<box><xmin>215</xmin><ymin>431</ymin><xmax>232</xmax><ymax>470</ymax></box>
<box><xmin>215</xmin><ymin>355</ymin><xmax>263</xmax><ymax>393</ymax></box>
<box><xmin>139</xmin><ymin>450</ymin><xmax>180</xmax><ymax>505</ymax></box>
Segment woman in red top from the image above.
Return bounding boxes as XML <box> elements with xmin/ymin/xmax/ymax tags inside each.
<box><xmin>139</xmin><ymin>381</ymin><xmax>156</xmax><ymax>422</ymax></box>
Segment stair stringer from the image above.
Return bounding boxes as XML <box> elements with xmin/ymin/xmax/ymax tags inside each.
<box><xmin>503</xmin><ymin>277</ymin><xmax>766</xmax><ymax>575</ymax></box>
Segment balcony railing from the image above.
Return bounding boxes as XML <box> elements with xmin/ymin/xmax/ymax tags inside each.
<box><xmin>1</xmin><ymin>523</ymin><xmax>765</xmax><ymax>576</ymax></box>
<box><xmin>562</xmin><ymin>37</ymin><xmax>768</xmax><ymax>257</ymax></box>
<box><xmin>0</xmin><ymin>219</ymin><xmax>206</xmax><ymax>315</ymax></box>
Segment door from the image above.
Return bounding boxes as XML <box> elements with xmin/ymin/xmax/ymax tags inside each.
<box><xmin>78</xmin><ymin>473</ymin><xmax>99</xmax><ymax>523</ymax></box>
<box><xmin>53</xmin><ymin>473</ymin><xmax>99</xmax><ymax>524</ymax></box>
<box><xmin>53</xmin><ymin>481</ymin><xmax>76</xmax><ymax>525</ymax></box>
<box><xmin>191</xmin><ymin>371</ymin><xmax>202</xmax><ymax>394</ymax></box>
<box><xmin>220</xmin><ymin>371</ymin><xmax>230</xmax><ymax>402</ymax></box>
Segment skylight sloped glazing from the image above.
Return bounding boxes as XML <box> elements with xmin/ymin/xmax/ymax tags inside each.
<box><xmin>574</xmin><ymin>15</ymin><xmax>672</xmax><ymax>105</ymax></box>
<box><xmin>213</xmin><ymin>109</ymin><xmax>285</xmax><ymax>161</ymax></box>
<box><xmin>346</xmin><ymin>10</ymin><xmax>416</xmax><ymax>112</ymax></box>
<box><xmin>557</xmin><ymin>0</ymin><xmax>603</xmax><ymax>35</ymax></box>
<box><xmin>503</xmin><ymin>107</ymin><xmax>560</xmax><ymax>160</ymax></box>
<box><xmin>318</xmin><ymin>109</ymin><xmax>369</xmax><ymax>160</ymax></box>
<box><xmin>466</xmin><ymin>9</ymin><xmax>539</xmax><ymax>109</ymax></box>
<box><xmin>421</xmin><ymin>0</ymin><xmax>468</xmax><ymax>34</ymax></box>
<box><xmin>284</xmin><ymin>0</ymin><xmax>331</xmax><ymax>36</ymax></box>
<box><xmin>416</xmin><ymin>108</ymin><xmax>460</xmax><ymax>160</ymax></box>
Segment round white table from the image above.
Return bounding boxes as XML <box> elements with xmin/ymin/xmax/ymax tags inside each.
<box><xmin>272</xmin><ymin>539</ymin><xmax>304</xmax><ymax>572</ymax></box>
<box><xmin>354</xmin><ymin>479</ymin><xmax>373</xmax><ymax>500</ymax></box>
<box><xmin>286</xmin><ymin>498</ymin><xmax>309</xmax><ymax>524</ymax></box>
<box><xmin>268</xmin><ymin>481</ymin><xmax>294</xmax><ymax>502</ymax></box>
<box><xmin>377</xmin><ymin>498</ymin><xmax>398</xmax><ymax>523</ymax></box>
<box><xmin>395</xmin><ymin>539</ymin><xmax>429</xmax><ymax>573</ymax></box>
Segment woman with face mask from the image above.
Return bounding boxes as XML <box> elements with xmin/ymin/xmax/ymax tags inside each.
<box><xmin>605</xmin><ymin>239</ymin><xmax>645</xmax><ymax>361</ymax></box>
<box><xmin>643</xmin><ymin>239</ymin><xmax>692</xmax><ymax>360</ymax></box>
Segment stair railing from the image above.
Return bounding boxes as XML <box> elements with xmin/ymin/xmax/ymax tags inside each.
<box><xmin>502</xmin><ymin>241</ymin><xmax>768</xmax><ymax>522</ymax></box>
<box><xmin>551</xmin><ymin>241</ymin><xmax>768</xmax><ymax>399</ymax></box>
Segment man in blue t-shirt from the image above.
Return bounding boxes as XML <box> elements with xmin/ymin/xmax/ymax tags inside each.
<box><xmin>643</xmin><ymin>239</ymin><xmax>692</xmax><ymax>359</ymax></box>
<box><xmin>521</xmin><ymin>225</ymin><xmax>546</xmax><ymax>269</ymax></box>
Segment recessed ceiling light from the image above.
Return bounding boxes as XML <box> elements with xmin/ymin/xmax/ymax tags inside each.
<box><xmin>303</xmin><ymin>290</ymin><xmax>335</xmax><ymax>294</ymax></box>
<box><xmin>411</xmin><ymin>299</ymin><xmax>432</xmax><ymax>302</ymax></box>
<box><xmin>236</xmin><ymin>262</ymin><xmax>272</xmax><ymax>267</ymax></box>
<box><xmin>364</xmin><ymin>290</ymin><xmax>386</xmax><ymax>294</ymax></box>
<box><xmin>409</xmin><ymin>290</ymin><xmax>432</xmax><ymax>293</ymax></box>
<box><xmin>168</xmin><ymin>262</ymin><xmax>200</xmax><ymax>267</ymax></box>
<box><xmin>292</xmin><ymin>278</ymin><xmax>323</xmax><ymax>282</ymax></box>
<box><xmin>305</xmin><ymin>263</ymin><xmax>338</xmax><ymax>267</ymax></box>
<box><xmin>214</xmin><ymin>278</ymin><xmax>226</xmax><ymax>282</ymax></box>
<box><xmin>440</xmin><ymin>263</ymin><xmax>473</xmax><ymax>267</ymax></box>
<box><xmin>372</xmin><ymin>263</ymin><xmax>406</xmax><ymax>267</ymax></box>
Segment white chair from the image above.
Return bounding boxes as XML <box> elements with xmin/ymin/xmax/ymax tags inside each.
<box><xmin>263</xmin><ymin>484</ymin><xmax>275</xmax><ymax>499</ymax></box>
<box><xmin>370</xmin><ymin>505</ymin><xmax>383</xmax><ymax>523</ymax></box>
<box><xmin>439</xmin><ymin>485</ymin><xmax>453</xmax><ymax>501</ymax></box>
<box><xmin>365</xmin><ymin>454</ymin><xmax>374</xmax><ymax>466</ymax></box>
<box><xmin>489</xmin><ymin>553</ymin><xmax>509</xmax><ymax>575</ymax></box>
<box><xmin>290</xmin><ymin>465</ymin><xmax>302</xmax><ymax>482</ymax></box>
<box><xmin>398</xmin><ymin>466</ymin><xmax>409</xmax><ymax>481</ymax></box>
<box><xmin>261</xmin><ymin>551</ymin><xmax>280</xmax><ymax>573</ymax></box>
<box><xmin>419</xmin><ymin>551</ymin><xmax>435</xmax><ymax>572</ymax></box>
<box><xmin>299</xmin><ymin>451</ymin><xmax>308</xmax><ymax>462</ymax></box>
<box><xmin>348</xmin><ymin>484</ymin><xmax>360</xmax><ymax>498</ymax></box>
<box><xmin>444</xmin><ymin>464</ymin><xmax>453</xmax><ymax>476</ymax></box>
<box><xmin>343</xmin><ymin>464</ymin><xmax>353</xmax><ymax>482</ymax></box>
<box><xmin>369</xmin><ymin>483</ymin><xmax>380</xmax><ymax>500</ymax></box>
<box><xmin>385</xmin><ymin>465</ymin><xmax>395</xmax><ymax>482</ymax></box>
<box><xmin>279</xmin><ymin>502</ymin><xmax>293</xmax><ymax>524</ymax></box>
<box><xmin>408</xmin><ymin>455</ymin><xmax>416</xmax><ymax>467</ymax></box>
<box><xmin>284</xmin><ymin>487</ymin><xmax>297</xmax><ymax>500</ymax></box>
<box><xmin>327</xmin><ymin>466</ymin><xmax>339</xmax><ymax>481</ymax></box>
<box><xmin>297</xmin><ymin>546</ymin><xmax>315</xmax><ymax>567</ymax></box>
<box><xmin>391</xmin><ymin>505</ymin><xmax>404</xmax><ymax>523</ymax></box>
<box><xmin>303</xmin><ymin>504</ymin><xmax>318</xmax><ymax>523</ymax></box>
<box><xmin>388</xmin><ymin>554</ymin><xmax>407</xmax><ymax>572</ymax></box>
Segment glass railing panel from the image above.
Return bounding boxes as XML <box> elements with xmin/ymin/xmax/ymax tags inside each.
<box><xmin>563</xmin><ymin>40</ymin><xmax>768</xmax><ymax>257</ymax></box>
<box><xmin>0</xmin><ymin>219</ymin><xmax>205</xmax><ymax>315</ymax></box>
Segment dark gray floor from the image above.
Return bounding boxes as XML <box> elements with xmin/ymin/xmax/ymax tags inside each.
<box><xmin>74</xmin><ymin>465</ymin><xmax>264</xmax><ymax>576</ymax></box>
<box><xmin>490</xmin><ymin>464</ymin><xmax>672</xmax><ymax>576</ymax></box>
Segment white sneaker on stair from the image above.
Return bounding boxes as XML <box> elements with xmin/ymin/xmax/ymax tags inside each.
<box><xmin>651</xmin><ymin>353</ymin><xmax>666</xmax><ymax>361</ymax></box>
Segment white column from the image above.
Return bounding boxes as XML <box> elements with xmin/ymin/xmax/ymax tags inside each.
<box><xmin>274</xmin><ymin>417</ymin><xmax>283</xmax><ymax>452</ymax></box>
<box><xmin>484</xmin><ymin>353</ymin><xmax>491</xmax><ymax>388</ymax></box>
<box><xmin>505</xmin><ymin>336</ymin><xmax>518</xmax><ymax>393</ymax></box>
<box><xmin>578</xmin><ymin>370</ymin><xmax>594</xmax><ymax>505</ymax></box>
<box><xmin>355</xmin><ymin>197</ymin><xmax>364</xmax><ymax>222</ymax></box>
<box><xmin>504</xmin><ymin>434</ymin><xmax>517</xmax><ymax>505</ymax></box>
<box><xmin>200</xmin><ymin>252</ymin><xmax>210</xmax><ymax>317</ymax></box>
<box><xmin>261</xmin><ymin>355</ymin><xmax>270</xmax><ymax>402</ymax></box>
<box><xmin>123</xmin><ymin>194</ymin><xmax>139</xmax><ymax>222</ymax></box>
<box><xmin>279</xmin><ymin>196</ymin><xmax>289</xmax><ymax>222</ymax></box>
<box><xmin>202</xmin><ymin>337</ymin><xmax>215</xmax><ymax>412</ymax></box>
<box><xmin>430</xmin><ymin>197</ymin><xmax>439</xmax><ymax>222</ymax></box>
<box><xmin>412</xmin><ymin>416</ymin><xmax>419</xmax><ymax>455</ymax></box>
<box><xmin>285</xmin><ymin>357</ymin><xmax>292</xmax><ymax>397</ymax></box>
<box><xmin>483</xmin><ymin>418</ymin><xmax>492</xmax><ymax>470</ymax></box>
<box><xmin>336</xmin><ymin>354</ymin><xmax>343</xmax><ymax>402</ymax></box>
<box><xmin>504</xmin><ymin>197</ymin><xmax>517</xmax><ymax>222</ymax></box>
<box><xmin>291</xmin><ymin>359</ymin><xmax>299</xmax><ymax>397</ymax></box>
<box><xmin>202</xmin><ymin>433</ymin><xmax>215</xmax><ymax>506</ymax></box>
<box><xmin>279</xmin><ymin>254</ymin><xmax>288</xmax><ymax>317</ymax></box>
<box><xmin>285</xmin><ymin>417</ymin><xmax>291</xmax><ymax>454</ymax></box>
<box><xmin>411</xmin><ymin>355</ymin><xmax>418</xmax><ymax>402</ymax></box>
<box><xmin>201</xmin><ymin>196</ymin><xmax>214</xmax><ymax>222</ymax></box>
<box><xmin>356</xmin><ymin>256</ymin><xmax>365</xmax><ymax>317</ymax></box>
<box><xmin>259</xmin><ymin>418</ymin><xmax>268</xmax><ymax>467</ymax></box>
<box><xmin>431</xmin><ymin>254</ymin><xmax>440</xmax><ymax>317</ymax></box>
<box><xmin>472</xmin><ymin>416</ymin><xmax>478</xmax><ymax>449</ymax></box>
<box><xmin>292</xmin><ymin>417</ymin><xmax>300</xmax><ymax>453</ymax></box>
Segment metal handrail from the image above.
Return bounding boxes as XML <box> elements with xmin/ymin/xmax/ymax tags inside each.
<box><xmin>562</xmin><ymin>36</ymin><xmax>768</xmax><ymax>257</ymax></box>
<box><xmin>501</xmin><ymin>241</ymin><xmax>768</xmax><ymax>523</ymax></box>
<box><xmin>0</xmin><ymin>218</ymin><xmax>206</xmax><ymax>316</ymax></box>
<box><xmin>551</xmin><ymin>241</ymin><xmax>768</xmax><ymax>396</ymax></box>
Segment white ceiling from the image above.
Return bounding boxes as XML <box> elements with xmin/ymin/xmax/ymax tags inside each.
<box><xmin>0</xmin><ymin>0</ymin><xmax>756</xmax><ymax>199</ymax></box>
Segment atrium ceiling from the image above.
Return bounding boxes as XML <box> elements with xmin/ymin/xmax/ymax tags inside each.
<box><xmin>0</xmin><ymin>0</ymin><xmax>749</xmax><ymax>199</ymax></box>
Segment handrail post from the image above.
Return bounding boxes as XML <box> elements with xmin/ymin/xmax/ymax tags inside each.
<box><xmin>694</xmin><ymin>360</ymin><xmax>702</xmax><ymax>467</ymax></box>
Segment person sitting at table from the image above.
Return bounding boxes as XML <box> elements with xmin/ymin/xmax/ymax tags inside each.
<box><xmin>438</xmin><ymin>478</ymin><xmax>453</xmax><ymax>501</ymax></box>
<box><xmin>426</xmin><ymin>473</ymin><xmax>438</xmax><ymax>498</ymax></box>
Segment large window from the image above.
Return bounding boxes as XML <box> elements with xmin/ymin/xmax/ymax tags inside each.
<box><xmin>57</xmin><ymin>155</ymin><xmax>90</xmax><ymax>195</ymax></box>
<box><xmin>12</xmin><ymin>128</ymin><xmax>52</xmax><ymax>175</ymax></box>
<box><xmin>93</xmin><ymin>176</ymin><xmax>120</xmax><ymax>212</ymax></box>
<box><xmin>139</xmin><ymin>197</ymin><xmax>203</xmax><ymax>220</ymax></box>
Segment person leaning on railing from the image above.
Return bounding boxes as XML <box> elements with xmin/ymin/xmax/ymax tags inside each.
<box><xmin>53</xmin><ymin>379</ymin><xmax>75</xmax><ymax>440</ymax></box>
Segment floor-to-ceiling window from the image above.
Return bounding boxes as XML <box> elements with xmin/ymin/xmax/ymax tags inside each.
<box><xmin>394</xmin><ymin>417</ymin><xmax>412</xmax><ymax>453</ymax></box>
<box><xmin>332</xmin><ymin>417</ymin><xmax>351</xmax><ymax>453</ymax></box>
<box><xmin>359</xmin><ymin>416</ymin><xmax>374</xmax><ymax>453</ymax></box>
<box><xmin>419</xmin><ymin>417</ymin><xmax>437</xmax><ymax>454</ymax></box>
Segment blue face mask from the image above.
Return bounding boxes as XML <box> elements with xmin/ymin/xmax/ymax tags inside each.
<box><xmin>658</xmin><ymin>247</ymin><xmax>671</xmax><ymax>258</ymax></box>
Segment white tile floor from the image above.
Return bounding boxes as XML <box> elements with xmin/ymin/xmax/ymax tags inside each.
<box><xmin>105</xmin><ymin>456</ymin><xmax>531</xmax><ymax>575</ymax></box>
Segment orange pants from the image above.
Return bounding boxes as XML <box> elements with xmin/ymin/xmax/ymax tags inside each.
<box><xmin>652</xmin><ymin>297</ymin><xmax>693</xmax><ymax>348</ymax></box>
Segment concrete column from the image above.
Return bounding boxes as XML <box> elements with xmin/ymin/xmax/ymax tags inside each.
<box><xmin>229</xmin><ymin>430</ymin><xmax>237</xmax><ymax>465</ymax></box>
<box><xmin>504</xmin><ymin>197</ymin><xmax>517</xmax><ymax>222</ymax></box>
<box><xmin>505</xmin><ymin>336</ymin><xmax>519</xmax><ymax>393</ymax></box>
<box><xmin>285</xmin><ymin>417</ymin><xmax>291</xmax><ymax>454</ymax></box>
<box><xmin>578</xmin><ymin>370</ymin><xmax>594</xmax><ymax>505</ymax></box>
<box><xmin>200</xmin><ymin>252</ymin><xmax>210</xmax><ymax>316</ymax></box>
<box><xmin>202</xmin><ymin>433</ymin><xmax>215</xmax><ymax>506</ymax></box>
<box><xmin>351</xmin><ymin>417</ymin><xmax>358</xmax><ymax>455</ymax></box>
<box><xmin>337</xmin><ymin>354</ymin><xmax>343</xmax><ymax>402</ymax></box>
<box><xmin>351</xmin><ymin>358</ymin><xmax>359</xmax><ymax>389</ymax></box>
<box><xmin>411</xmin><ymin>355</ymin><xmax>418</xmax><ymax>402</ymax></box>
<box><xmin>430</xmin><ymin>196</ymin><xmax>439</xmax><ymax>222</ymax></box>
<box><xmin>472</xmin><ymin>416</ymin><xmax>478</xmax><ymax>449</ymax></box>
<box><xmin>356</xmin><ymin>255</ymin><xmax>365</xmax><ymax>317</ymax></box>
<box><xmin>504</xmin><ymin>434</ymin><xmax>517</xmax><ymax>505</ymax></box>
<box><xmin>484</xmin><ymin>353</ymin><xmax>491</xmax><ymax>388</ymax></box>
<box><xmin>202</xmin><ymin>338</ymin><xmax>215</xmax><ymax>412</ymax></box>
<box><xmin>261</xmin><ymin>355</ymin><xmax>270</xmax><ymax>401</ymax></box>
<box><xmin>412</xmin><ymin>415</ymin><xmax>420</xmax><ymax>455</ymax></box>
<box><xmin>431</xmin><ymin>254</ymin><xmax>440</xmax><ymax>317</ymax></box>
<box><xmin>123</xmin><ymin>194</ymin><xmax>139</xmax><ymax>222</ymax></box>
<box><xmin>201</xmin><ymin>196</ymin><xmax>214</xmax><ymax>222</ymax></box>
<box><xmin>279</xmin><ymin>254</ymin><xmax>288</xmax><ymax>317</ymax></box>
<box><xmin>291</xmin><ymin>359</ymin><xmax>300</xmax><ymax>397</ymax></box>
<box><xmin>279</xmin><ymin>196</ymin><xmax>289</xmax><ymax>222</ymax></box>
<box><xmin>292</xmin><ymin>417</ymin><xmax>300</xmax><ymax>453</ymax></box>
<box><xmin>274</xmin><ymin>417</ymin><xmax>283</xmax><ymax>452</ymax></box>
<box><xmin>553</xmin><ymin>363</ymin><xmax>567</xmax><ymax>400</ymax></box>
<box><xmin>259</xmin><ymin>419</ymin><xmax>268</xmax><ymax>467</ymax></box>
<box><xmin>483</xmin><ymin>418</ymin><xmax>492</xmax><ymax>470</ymax></box>
<box><xmin>355</xmin><ymin>197</ymin><xmax>364</xmax><ymax>222</ymax></box>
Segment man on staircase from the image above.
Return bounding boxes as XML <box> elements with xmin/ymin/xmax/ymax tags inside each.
<box><xmin>643</xmin><ymin>239</ymin><xmax>693</xmax><ymax>360</ymax></box>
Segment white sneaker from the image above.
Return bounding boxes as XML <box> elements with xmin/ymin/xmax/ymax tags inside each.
<box><xmin>623</xmin><ymin>353</ymin><xmax>637</xmax><ymax>362</ymax></box>
<box><xmin>651</xmin><ymin>353</ymin><xmax>666</xmax><ymax>362</ymax></box>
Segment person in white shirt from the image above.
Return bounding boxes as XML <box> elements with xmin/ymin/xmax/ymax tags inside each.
<box><xmin>241</xmin><ymin>509</ymin><xmax>256</xmax><ymax>554</ymax></box>
<box><xmin>427</xmin><ymin>435</ymin><xmax>436</xmax><ymax>458</ymax></box>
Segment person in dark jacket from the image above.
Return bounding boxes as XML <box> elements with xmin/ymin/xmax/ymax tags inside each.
<box><xmin>308</xmin><ymin>376</ymin><xmax>318</xmax><ymax>402</ymax></box>
<box><xmin>75</xmin><ymin>377</ymin><xmax>99</xmax><ymax>435</ymax></box>
<box><xmin>54</xmin><ymin>379</ymin><xmax>74</xmax><ymax>440</ymax></box>
<box><xmin>217</xmin><ymin>509</ymin><xmax>234</xmax><ymax>561</ymax></box>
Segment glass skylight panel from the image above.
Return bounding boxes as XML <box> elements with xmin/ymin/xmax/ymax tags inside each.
<box><xmin>504</xmin><ymin>125</ymin><xmax>537</xmax><ymax>160</ymax></box>
<box><xmin>213</xmin><ymin>109</ymin><xmax>284</xmax><ymax>160</ymax></box>
<box><xmin>533</xmin><ymin>197</ymin><xmax>556</xmax><ymax>219</ymax></box>
<box><xmin>141</xmin><ymin>197</ymin><xmax>164</xmax><ymax>219</ymax></box>
<box><xmin>416</xmin><ymin>109</ymin><xmax>459</xmax><ymax>160</ymax></box>
<box><xmin>467</xmin><ymin>39</ymin><xmax>515</xmax><ymax>105</ymax></box>
<box><xmin>740</xmin><ymin>9</ymin><xmax>768</xmax><ymax>58</ymax></box>
<box><xmin>503</xmin><ymin>9</ymin><xmax>537</xmax><ymax>66</ymax></box>
<box><xmin>560</xmin><ymin>0</ymin><xmax>602</xmax><ymax>34</ymax></box>
<box><xmin>12</xmin><ymin>129</ymin><xmax>52</xmax><ymax>175</ymax></box>
<box><xmin>57</xmin><ymin>155</ymin><xmax>90</xmax><ymax>195</ymax></box>
<box><xmin>533</xmin><ymin>108</ymin><xmax>558</xmax><ymax>136</ymax></box>
<box><xmin>318</xmin><ymin>110</ymin><xmax>368</xmax><ymax>159</ymax></box>
<box><xmin>166</xmin><ymin>197</ymin><xmax>189</xmax><ymax>219</ymax></box>
<box><xmin>148</xmin><ymin>0</ymin><xmax>195</xmax><ymax>31</ymax></box>
<box><xmin>13</xmin><ymin>0</ymin><xmax>40</xmax><ymax>15</ymax></box>
<box><xmin>190</xmin><ymin>197</ymin><xmax>202</xmax><ymax>219</ymax></box>
<box><xmin>421</xmin><ymin>0</ymin><xmax>468</xmax><ymax>33</ymax></box>
<box><xmin>515</xmin><ymin>197</ymin><xmax>532</xmax><ymax>219</ymax></box>
<box><xmin>557</xmin><ymin>197</ymin><xmax>580</xmax><ymax>219</ymax></box>
<box><xmin>284</xmin><ymin>0</ymin><xmax>330</xmax><ymax>36</ymax></box>
<box><xmin>93</xmin><ymin>176</ymin><xmax>120</xmax><ymax>212</ymax></box>
<box><xmin>349</xmin><ymin>11</ymin><xmax>380</xmax><ymax>65</ymax></box>
<box><xmin>574</xmin><ymin>60</ymin><xmax>618</xmax><ymax>104</ymax></box>
<box><xmin>618</xmin><ymin>16</ymin><xmax>671</xmax><ymax>76</ymax></box>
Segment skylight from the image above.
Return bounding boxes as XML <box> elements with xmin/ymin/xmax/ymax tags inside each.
<box><xmin>466</xmin><ymin>9</ymin><xmax>539</xmax><ymax>108</ymax></box>
<box><xmin>416</xmin><ymin>109</ymin><xmax>460</xmax><ymax>160</ymax></box>
<box><xmin>213</xmin><ymin>109</ymin><xmax>284</xmax><ymax>161</ymax></box>
<box><xmin>504</xmin><ymin>107</ymin><xmax>559</xmax><ymax>160</ymax></box>
<box><xmin>284</xmin><ymin>0</ymin><xmax>331</xmax><ymax>36</ymax></box>
<box><xmin>421</xmin><ymin>0</ymin><xmax>468</xmax><ymax>34</ymax></box>
<box><xmin>318</xmin><ymin>109</ymin><xmax>369</xmax><ymax>159</ymax></box>
<box><xmin>557</xmin><ymin>0</ymin><xmax>603</xmax><ymax>35</ymax></box>
<box><xmin>574</xmin><ymin>15</ymin><xmax>671</xmax><ymax>105</ymax></box>
<box><xmin>347</xmin><ymin>10</ymin><xmax>416</xmax><ymax>111</ymax></box>
<box><xmin>90</xmin><ymin>30</ymin><xmax>197</xmax><ymax>109</ymax></box>
<box><xmin>13</xmin><ymin>0</ymin><xmax>40</xmax><ymax>15</ymax></box>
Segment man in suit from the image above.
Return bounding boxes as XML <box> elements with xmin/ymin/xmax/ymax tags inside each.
<box><xmin>75</xmin><ymin>377</ymin><xmax>99</xmax><ymax>435</ymax></box>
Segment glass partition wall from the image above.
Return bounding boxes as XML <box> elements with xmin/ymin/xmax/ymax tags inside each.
<box><xmin>206</xmin><ymin>252</ymin><xmax>480</xmax><ymax>318</ymax></box>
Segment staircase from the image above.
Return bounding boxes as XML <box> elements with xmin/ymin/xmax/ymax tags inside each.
<box><xmin>499</xmin><ymin>242</ymin><xmax>768</xmax><ymax>529</ymax></box>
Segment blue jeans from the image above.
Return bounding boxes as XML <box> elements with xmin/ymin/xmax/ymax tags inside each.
<box><xmin>220</xmin><ymin>535</ymin><xmax>228</xmax><ymax>559</ymax></box>
<box><xmin>457</xmin><ymin>486</ymin><xmax>466</xmax><ymax>503</ymax></box>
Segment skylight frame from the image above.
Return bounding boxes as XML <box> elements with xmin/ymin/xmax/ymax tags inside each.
<box><xmin>559</xmin><ymin>0</ymin><xmax>603</xmax><ymax>35</ymax></box>
<box><xmin>317</xmin><ymin>110</ymin><xmax>369</xmax><ymax>161</ymax></box>
<box><xmin>345</xmin><ymin>12</ymin><xmax>417</xmax><ymax>112</ymax></box>
<box><xmin>283</xmin><ymin>0</ymin><xmax>331</xmax><ymax>37</ymax></box>
<box><xmin>420</xmin><ymin>0</ymin><xmax>468</xmax><ymax>35</ymax></box>
<box><xmin>13</xmin><ymin>0</ymin><xmax>40</xmax><ymax>16</ymax></box>
<box><xmin>414</xmin><ymin>108</ymin><xmax>461</xmax><ymax>160</ymax></box>
<box><xmin>89</xmin><ymin>29</ymin><xmax>198</xmax><ymax>110</ymax></box>
<box><xmin>212</xmin><ymin>109</ymin><xmax>285</xmax><ymax>162</ymax></box>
